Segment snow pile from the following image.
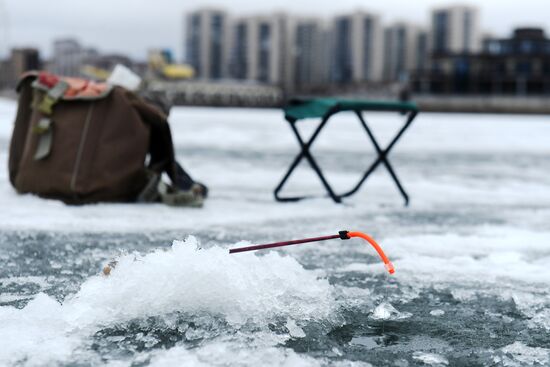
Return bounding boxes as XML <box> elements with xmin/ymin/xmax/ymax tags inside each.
<box><xmin>68</xmin><ymin>236</ymin><xmax>334</xmax><ymax>326</ymax></box>
<box><xmin>148</xmin><ymin>341</ymin><xmax>319</xmax><ymax>367</ymax></box>
<box><xmin>0</xmin><ymin>237</ymin><xmax>334</xmax><ymax>365</ymax></box>
<box><xmin>0</xmin><ymin>293</ymin><xmax>79</xmax><ymax>365</ymax></box>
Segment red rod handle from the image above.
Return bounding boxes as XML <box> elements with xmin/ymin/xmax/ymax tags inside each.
<box><xmin>229</xmin><ymin>234</ymin><xmax>340</xmax><ymax>254</ymax></box>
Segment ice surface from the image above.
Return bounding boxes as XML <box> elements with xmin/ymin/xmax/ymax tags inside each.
<box><xmin>1</xmin><ymin>99</ymin><xmax>550</xmax><ymax>366</ymax></box>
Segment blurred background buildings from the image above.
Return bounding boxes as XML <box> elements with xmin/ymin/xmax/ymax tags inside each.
<box><xmin>1</xmin><ymin>4</ymin><xmax>550</xmax><ymax>111</ymax></box>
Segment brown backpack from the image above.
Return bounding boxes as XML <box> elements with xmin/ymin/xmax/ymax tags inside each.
<box><xmin>8</xmin><ymin>71</ymin><xmax>206</xmax><ymax>206</ymax></box>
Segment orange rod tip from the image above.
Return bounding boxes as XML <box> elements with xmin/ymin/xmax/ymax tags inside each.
<box><xmin>348</xmin><ymin>231</ymin><xmax>395</xmax><ymax>274</ymax></box>
<box><xmin>385</xmin><ymin>262</ymin><xmax>395</xmax><ymax>275</ymax></box>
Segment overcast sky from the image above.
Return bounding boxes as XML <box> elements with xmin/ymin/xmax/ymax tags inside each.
<box><xmin>1</xmin><ymin>0</ymin><xmax>549</xmax><ymax>61</ymax></box>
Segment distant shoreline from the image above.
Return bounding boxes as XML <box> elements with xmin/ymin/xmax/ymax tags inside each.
<box><xmin>3</xmin><ymin>90</ymin><xmax>550</xmax><ymax>115</ymax></box>
<box><xmin>414</xmin><ymin>95</ymin><xmax>550</xmax><ymax>115</ymax></box>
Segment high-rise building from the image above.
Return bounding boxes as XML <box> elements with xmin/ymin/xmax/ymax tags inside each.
<box><xmin>383</xmin><ymin>23</ymin><xmax>423</xmax><ymax>82</ymax></box>
<box><xmin>331</xmin><ymin>11</ymin><xmax>383</xmax><ymax>84</ymax></box>
<box><xmin>286</xmin><ymin>18</ymin><xmax>330</xmax><ymax>90</ymax></box>
<box><xmin>229</xmin><ymin>18</ymin><xmax>249</xmax><ymax>80</ymax></box>
<box><xmin>416</xmin><ymin>31</ymin><xmax>429</xmax><ymax>70</ymax></box>
<box><xmin>11</xmin><ymin>48</ymin><xmax>41</xmax><ymax>77</ymax></box>
<box><xmin>430</xmin><ymin>5</ymin><xmax>480</xmax><ymax>54</ymax></box>
<box><xmin>0</xmin><ymin>48</ymin><xmax>40</xmax><ymax>88</ymax></box>
<box><xmin>185</xmin><ymin>8</ymin><xmax>229</xmax><ymax>80</ymax></box>
<box><xmin>229</xmin><ymin>14</ymin><xmax>288</xmax><ymax>85</ymax></box>
<box><xmin>50</xmin><ymin>39</ymin><xmax>98</xmax><ymax>76</ymax></box>
<box><xmin>0</xmin><ymin>59</ymin><xmax>13</xmax><ymax>89</ymax></box>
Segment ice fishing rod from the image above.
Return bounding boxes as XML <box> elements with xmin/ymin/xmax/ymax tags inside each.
<box><xmin>229</xmin><ymin>230</ymin><xmax>395</xmax><ymax>274</ymax></box>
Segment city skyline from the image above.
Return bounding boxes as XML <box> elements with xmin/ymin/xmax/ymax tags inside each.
<box><xmin>1</xmin><ymin>0</ymin><xmax>550</xmax><ymax>60</ymax></box>
<box><xmin>185</xmin><ymin>6</ymin><xmax>483</xmax><ymax>90</ymax></box>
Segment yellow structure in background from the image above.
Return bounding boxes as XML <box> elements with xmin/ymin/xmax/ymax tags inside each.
<box><xmin>78</xmin><ymin>49</ymin><xmax>194</xmax><ymax>82</ymax></box>
<box><xmin>80</xmin><ymin>65</ymin><xmax>111</xmax><ymax>80</ymax></box>
<box><xmin>149</xmin><ymin>49</ymin><xmax>194</xmax><ymax>80</ymax></box>
<box><xmin>160</xmin><ymin>64</ymin><xmax>194</xmax><ymax>79</ymax></box>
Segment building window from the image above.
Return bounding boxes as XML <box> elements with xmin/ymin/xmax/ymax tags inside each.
<box><xmin>333</xmin><ymin>18</ymin><xmax>352</xmax><ymax>83</ymax></box>
<box><xmin>295</xmin><ymin>24</ymin><xmax>315</xmax><ymax>86</ymax></box>
<box><xmin>431</xmin><ymin>61</ymin><xmax>442</xmax><ymax>73</ymax></box>
<box><xmin>516</xmin><ymin>61</ymin><xmax>532</xmax><ymax>75</ymax></box>
<box><xmin>231</xmin><ymin>23</ymin><xmax>247</xmax><ymax>79</ymax></box>
<box><xmin>454</xmin><ymin>58</ymin><xmax>470</xmax><ymax>76</ymax></box>
<box><xmin>496</xmin><ymin>62</ymin><xmax>507</xmax><ymax>74</ymax></box>
<box><xmin>416</xmin><ymin>33</ymin><xmax>428</xmax><ymax>69</ymax></box>
<box><xmin>487</xmin><ymin>41</ymin><xmax>501</xmax><ymax>55</ymax></box>
<box><xmin>433</xmin><ymin>11</ymin><xmax>448</xmax><ymax>53</ymax></box>
<box><xmin>500</xmin><ymin>41</ymin><xmax>511</xmax><ymax>54</ymax></box>
<box><xmin>258</xmin><ymin>23</ymin><xmax>271</xmax><ymax>83</ymax></box>
<box><xmin>210</xmin><ymin>14</ymin><xmax>223</xmax><ymax>79</ymax></box>
<box><xmin>520</xmin><ymin>41</ymin><xmax>534</xmax><ymax>54</ymax></box>
<box><xmin>463</xmin><ymin>11</ymin><xmax>471</xmax><ymax>51</ymax></box>
<box><xmin>188</xmin><ymin>14</ymin><xmax>201</xmax><ymax>75</ymax></box>
<box><xmin>363</xmin><ymin>18</ymin><xmax>372</xmax><ymax>79</ymax></box>
<box><xmin>396</xmin><ymin>27</ymin><xmax>406</xmax><ymax>76</ymax></box>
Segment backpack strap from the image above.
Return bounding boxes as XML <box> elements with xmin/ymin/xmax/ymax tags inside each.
<box><xmin>9</xmin><ymin>76</ymin><xmax>35</xmax><ymax>186</ymax></box>
<box><xmin>36</xmin><ymin>79</ymin><xmax>69</xmax><ymax>115</ymax></box>
<box><xmin>32</xmin><ymin>117</ymin><xmax>55</xmax><ymax>160</ymax></box>
<box><xmin>30</xmin><ymin>77</ymin><xmax>69</xmax><ymax>160</ymax></box>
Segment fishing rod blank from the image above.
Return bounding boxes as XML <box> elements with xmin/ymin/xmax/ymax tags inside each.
<box><xmin>229</xmin><ymin>230</ymin><xmax>395</xmax><ymax>274</ymax></box>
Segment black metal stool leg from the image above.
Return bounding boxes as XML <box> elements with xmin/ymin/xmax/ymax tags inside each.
<box><xmin>377</xmin><ymin>111</ymin><xmax>416</xmax><ymax>205</ymax></box>
<box><xmin>292</xmin><ymin>124</ymin><xmax>341</xmax><ymax>203</ymax></box>
<box><xmin>338</xmin><ymin>111</ymin><xmax>415</xmax><ymax>205</ymax></box>
<box><xmin>358</xmin><ymin>112</ymin><xmax>407</xmax><ymax>205</ymax></box>
<box><xmin>274</xmin><ymin>149</ymin><xmax>309</xmax><ymax>202</ymax></box>
<box><xmin>339</xmin><ymin>156</ymin><xmax>382</xmax><ymax>198</ymax></box>
<box><xmin>275</xmin><ymin>115</ymin><xmax>341</xmax><ymax>202</ymax></box>
<box><xmin>385</xmin><ymin>110</ymin><xmax>417</xmax><ymax>153</ymax></box>
<box><xmin>379</xmin><ymin>156</ymin><xmax>409</xmax><ymax>205</ymax></box>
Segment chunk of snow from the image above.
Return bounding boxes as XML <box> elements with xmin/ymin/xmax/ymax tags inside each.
<box><xmin>371</xmin><ymin>302</ymin><xmax>412</xmax><ymax>321</ymax></box>
<box><xmin>412</xmin><ymin>351</ymin><xmax>449</xmax><ymax>365</ymax></box>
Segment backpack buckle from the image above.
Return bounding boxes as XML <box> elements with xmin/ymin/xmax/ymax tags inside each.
<box><xmin>37</xmin><ymin>80</ymin><xmax>69</xmax><ymax>115</ymax></box>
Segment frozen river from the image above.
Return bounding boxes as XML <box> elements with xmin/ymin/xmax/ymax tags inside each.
<box><xmin>0</xmin><ymin>98</ymin><xmax>550</xmax><ymax>366</ymax></box>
